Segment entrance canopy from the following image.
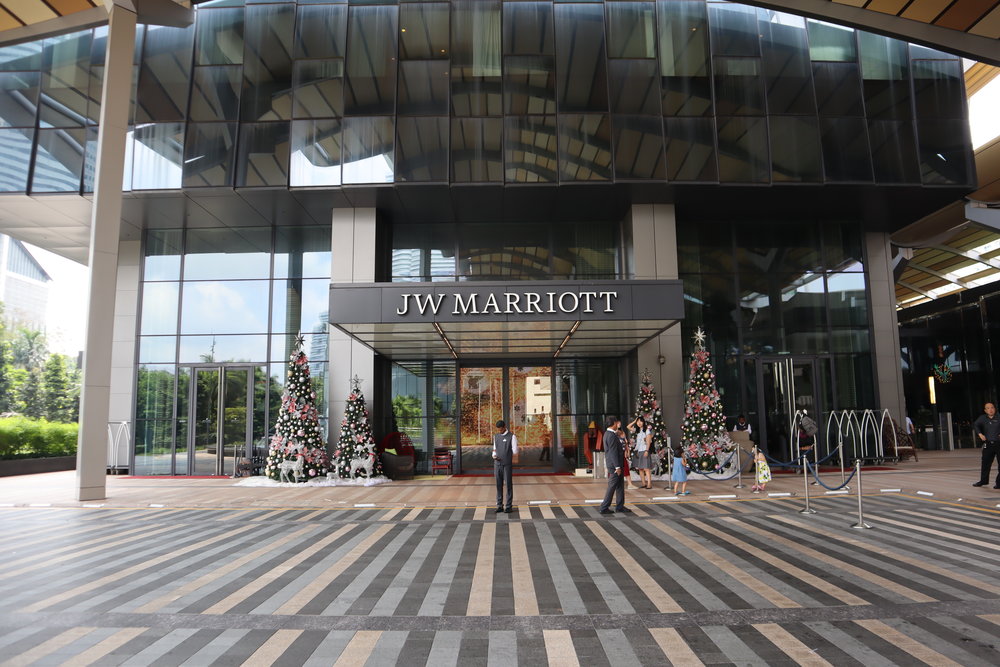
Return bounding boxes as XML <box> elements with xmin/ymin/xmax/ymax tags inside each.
<box><xmin>330</xmin><ymin>280</ymin><xmax>684</xmax><ymax>360</ymax></box>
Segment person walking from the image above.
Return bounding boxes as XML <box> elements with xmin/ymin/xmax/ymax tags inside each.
<box><xmin>493</xmin><ymin>420</ymin><xmax>518</xmax><ymax>512</ymax></box>
<box><xmin>972</xmin><ymin>402</ymin><xmax>1000</xmax><ymax>489</ymax></box>
<box><xmin>599</xmin><ymin>416</ymin><xmax>631</xmax><ymax>514</ymax></box>
<box><xmin>670</xmin><ymin>443</ymin><xmax>689</xmax><ymax>495</ymax></box>
<box><xmin>629</xmin><ymin>416</ymin><xmax>653</xmax><ymax>489</ymax></box>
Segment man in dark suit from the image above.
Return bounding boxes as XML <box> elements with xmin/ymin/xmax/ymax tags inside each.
<box><xmin>599</xmin><ymin>415</ymin><xmax>631</xmax><ymax>514</ymax></box>
<box><xmin>493</xmin><ymin>420</ymin><xmax>518</xmax><ymax>512</ymax></box>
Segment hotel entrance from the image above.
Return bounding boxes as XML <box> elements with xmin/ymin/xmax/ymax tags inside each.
<box><xmin>459</xmin><ymin>366</ymin><xmax>554</xmax><ymax>472</ymax></box>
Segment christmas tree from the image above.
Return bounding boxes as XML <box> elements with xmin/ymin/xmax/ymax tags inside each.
<box><xmin>680</xmin><ymin>327</ymin><xmax>733</xmax><ymax>472</ymax></box>
<box><xmin>632</xmin><ymin>369</ymin><xmax>670</xmax><ymax>475</ymax></box>
<box><xmin>333</xmin><ymin>376</ymin><xmax>385</xmax><ymax>479</ymax></box>
<box><xmin>264</xmin><ymin>334</ymin><xmax>330</xmax><ymax>482</ymax></box>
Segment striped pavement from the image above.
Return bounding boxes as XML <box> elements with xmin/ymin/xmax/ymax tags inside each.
<box><xmin>0</xmin><ymin>494</ymin><xmax>998</xmax><ymax>665</ymax></box>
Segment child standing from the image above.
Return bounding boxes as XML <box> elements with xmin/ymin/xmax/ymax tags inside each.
<box><xmin>751</xmin><ymin>448</ymin><xmax>771</xmax><ymax>493</ymax></box>
<box><xmin>671</xmin><ymin>444</ymin><xmax>689</xmax><ymax>495</ymax></box>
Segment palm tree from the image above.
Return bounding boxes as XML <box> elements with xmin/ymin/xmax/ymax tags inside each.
<box><xmin>10</xmin><ymin>328</ymin><xmax>47</xmax><ymax>371</ymax></box>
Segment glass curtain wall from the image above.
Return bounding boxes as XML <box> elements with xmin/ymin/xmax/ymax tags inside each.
<box><xmin>134</xmin><ymin>225</ymin><xmax>331</xmax><ymax>475</ymax></box>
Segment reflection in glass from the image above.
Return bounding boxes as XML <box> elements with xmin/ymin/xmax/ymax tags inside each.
<box><xmin>295</xmin><ymin>3</ymin><xmax>347</xmax><ymax>59</ymax></box>
<box><xmin>555</xmin><ymin>3</ymin><xmax>608</xmax><ymax>112</ymax></box>
<box><xmin>392</xmin><ymin>224</ymin><xmax>456</xmax><ymax>281</ymax></box>
<box><xmin>237</xmin><ymin>122</ymin><xmax>290</xmax><ymax>187</ymax></box>
<box><xmin>0</xmin><ymin>72</ymin><xmax>40</xmax><ymax>127</ymax></box>
<box><xmin>823</xmin><ymin>223</ymin><xmax>864</xmax><ymax>273</ymax></box>
<box><xmin>290</xmin><ymin>118</ymin><xmax>342</xmax><ymax>187</ymax></box>
<box><xmin>613</xmin><ymin>115</ymin><xmax>665</xmax><ymax>180</ymax></box>
<box><xmin>195</xmin><ymin>7</ymin><xmax>243</xmax><ymax>65</ymax></box>
<box><xmin>31</xmin><ymin>128</ymin><xmax>85</xmax><ymax>192</ymax></box>
<box><xmin>181</xmin><ymin>280</ymin><xmax>270</xmax><ymax>335</ymax></box>
<box><xmin>242</xmin><ymin>3</ymin><xmax>294</xmax><ymax>121</ymax></box>
<box><xmin>677</xmin><ymin>221</ymin><xmax>733</xmax><ymax>273</ymax></box>
<box><xmin>189</xmin><ymin>66</ymin><xmax>241</xmax><ymax>121</ymax></box>
<box><xmin>396</xmin><ymin>116</ymin><xmax>448</xmax><ymax>182</ymax></box>
<box><xmin>505</xmin><ymin>56</ymin><xmax>556</xmax><ymax>115</ymax></box>
<box><xmin>134</xmin><ymin>419</ymin><xmax>174</xmax><ymax>475</ymax></box>
<box><xmin>739</xmin><ymin>273</ymin><xmax>828</xmax><ymax>355</ymax></box>
<box><xmin>504</xmin><ymin>1</ymin><xmax>554</xmax><ymax>56</ymax></box>
<box><xmin>812</xmin><ymin>62</ymin><xmax>863</xmax><ymax>116</ymax></box>
<box><xmin>178</xmin><ymin>335</ymin><xmax>268</xmax><ymax>363</ymax></box>
<box><xmin>460</xmin><ymin>223</ymin><xmax>550</xmax><ymax>279</ymax></box>
<box><xmin>912</xmin><ymin>59</ymin><xmax>964</xmax><ymax>119</ymax></box>
<box><xmin>827</xmin><ymin>272</ymin><xmax>868</xmax><ymax>326</ymax></box>
<box><xmin>138</xmin><ymin>336</ymin><xmax>177</xmax><ymax>363</ymax></box>
<box><xmin>398</xmin><ymin>60</ymin><xmax>449</xmax><ymax>115</ymax></box>
<box><xmin>609</xmin><ymin>60</ymin><xmax>660</xmax><ymax>114</ymax></box>
<box><xmin>132</xmin><ymin>123</ymin><xmax>184</xmax><ymax>190</ymax></box>
<box><xmin>558</xmin><ymin>114</ymin><xmax>611</xmax><ymax>181</ymax></box>
<box><xmin>345</xmin><ymin>5</ymin><xmax>398</xmax><ymax>115</ymax></box>
<box><xmin>714</xmin><ymin>57</ymin><xmax>764</xmax><ymax>115</ymax></box>
<box><xmin>271</xmin><ymin>278</ymin><xmax>330</xmax><ymax>334</ymax></box>
<box><xmin>144</xmin><ymin>229</ymin><xmax>182</xmax><ymax>281</ymax></box>
<box><xmin>137</xmin><ymin>25</ymin><xmax>195</xmax><ymax>123</ymax></box>
<box><xmin>716</xmin><ymin>116</ymin><xmax>768</xmax><ymax>183</ymax></box>
<box><xmin>342</xmin><ymin>116</ymin><xmax>394</xmax><ymax>184</ymax></box>
<box><xmin>451</xmin><ymin>117</ymin><xmax>502</xmax><ymax>182</ymax></box>
<box><xmin>292</xmin><ymin>60</ymin><xmax>344</xmax><ymax>118</ymax></box>
<box><xmin>859</xmin><ymin>33</ymin><xmax>910</xmax><ymax>119</ymax></box>
<box><xmin>0</xmin><ymin>42</ymin><xmax>42</xmax><ymax>72</ymax></box>
<box><xmin>184</xmin><ymin>122</ymin><xmax>237</xmax><ymax>187</ymax></box>
<box><xmin>459</xmin><ymin>366</ymin><xmax>504</xmax><ymax>467</ymax></box>
<box><xmin>552</xmin><ymin>222</ymin><xmax>619</xmax><ymax>278</ymax></box>
<box><xmin>665</xmin><ymin>117</ymin><xmax>717</xmax><ymax>182</ymax></box>
<box><xmin>192</xmin><ymin>368</ymin><xmax>219</xmax><ymax>475</ymax></box>
<box><xmin>184</xmin><ymin>227</ymin><xmax>270</xmax><ymax>280</ymax></box>
<box><xmin>39</xmin><ymin>31</ymin><xmax>92</xmax><ymax>128</ymax></box>
<box><xmin>709</xmin><ymin>3</ymin><xmax>759</xmax><ymax>57</ymax></box>
<box><xmin>807</xmin><ymin>20</ymin><xmax>856</xmax><ymax>62</ymax></box>
<box><xmin>820</xmin><ymin>117</ymin><xmax>872</xmax><ymax>182</ymax></box>
<box><xmin>505</xmin><ymin>115</ymin><xmax>557</xmax><ymax>183</ymax></box>
<box><xmin>658</xmin><ymin>0</ymin><xmax>712</xmax><ymax>116</ymax></box>
<box><xmin>399</xmin><ymin>2</ymin><xmax>449</xmax><ymax>59</ymax></box>
<box><xmin>736</xmin><ymin>222</ymin><xmax>823</xmax><ymax>275</ymax></box>
<box><xmin>141</xmin><ymin>282</ymin><xmax>179</xmax><ymax>335</ymax></box>
<box><xmin>682</xmin><ymin>273</ymin><xmax>738</xmax><ymax>331</ymax></box>
<box><xmin>759</xmin><ymin>12</ymin><xmax>815</xmax><ymax>115</ymax></box>
<box><xmin>451</xmin><ymin>1</ymin><xmax>501</xmax><ymax>116</ymax></box>
<box><xmin>916</xmin><ymin>119</ymin><xmax>973</xmax><ymax>185</ymax></box>
<box><xmin>869</xmin><ymin>119</ymin><xmax>919</xmax><ymax>183</ymax></box>
<box><xmin>271</xmin><ymin>334</ymin><xmax>328</xmax><ymax>363</ymax></box>
<box><xmin>607</xmin><ymin>2</ymin><xmax>656</xmax><ymax>59</ymax></box>
<box><xmin>769</xmin><ymin>116</ymin><xmax>821</xmax><ymax>183</ymax></box>
<box><xmin>136</xmin><ymin>364</ymin><xmax>175</xmax><ymax>421</ymax></box>
<box><xmin>274</xmin><ymin>226</ymin><xmax>331</xmax><ymax>279</ymax></box>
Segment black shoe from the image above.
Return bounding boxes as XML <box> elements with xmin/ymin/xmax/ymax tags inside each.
<box><xmin>973</xmin><ymin>481</ymin><xmax>986</xmax><ymax>487</ymax></box>
<box><xmin>494</xmin><ymin>507</ymin><xmax>504</xmax><ymax>513</ymax></box>
<box><xmin>505</xmin><ymin>507</ymin><xmax>514</xmax><ymax>513</ymax></box>
<box><xmin>599</xmin><ymin>508</ymin><xmax>614</xmax><ymax>515</ymax></box>
<box><xmin>993</xmin><ymin>486</ymin><xmax>1000</xmax><ymax>490</ymax></box>
<box><xmin>617</xmin><ymin>508</ymin><xmax>633</xmax><ymax>514</ymax></box>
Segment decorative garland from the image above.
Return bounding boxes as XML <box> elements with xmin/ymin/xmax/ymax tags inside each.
<box><xmin>932</xmin><ymin>363</ymin><xmax>953</xmax><ymax>384</ymax></box>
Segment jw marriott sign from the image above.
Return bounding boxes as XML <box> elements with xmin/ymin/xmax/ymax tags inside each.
<box><xmin>395</xmin><ymin>290</ymin><xmax>620</xmax><ymax>316</ymax></box>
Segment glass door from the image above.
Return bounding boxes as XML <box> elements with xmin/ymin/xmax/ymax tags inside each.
<box><xmin>756</xmin><ymin>357</ymin><xmax>820</xmax><ymax>461</ymax></box>
<box><xmin>459</xmin><ymin>367</ymin><xmax>504</xmax><ymax>471</ymax></box>
<box><xmin>509</xmin><ymin>366</ymin><xmax>553</xmax><ymax>469</ymax></box>
<box><xmin>180</xmin><ymin>365</ymin><xmax>257</xmax><ymax>475</ymax></box>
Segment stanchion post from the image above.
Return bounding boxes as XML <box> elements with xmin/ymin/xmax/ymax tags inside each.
<box><xmin>851</xmin><ymin>458</ymin><xmax>872</xmax><ymax>529</ymax></box>
<box><xmin>734</xmin><ymin>446</ymin><xmax>746</xmax><ymax>489</ymax></box>
<box><xmin>799</xmin><ymin>454</ymin><xmax>816</xmax><ymax>514</ymax></box>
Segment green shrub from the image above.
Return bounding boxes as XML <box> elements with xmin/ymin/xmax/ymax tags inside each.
<box><xmin>0</xmin><ymin>417</ymin><xmax>78</xmax><ymax>460</ymax></box>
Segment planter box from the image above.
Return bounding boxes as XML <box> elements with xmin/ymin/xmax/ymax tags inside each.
<box><xmin>0</xmin><ymin>456</ymin><xmax>77</xmax><ymax>477</ymax></box>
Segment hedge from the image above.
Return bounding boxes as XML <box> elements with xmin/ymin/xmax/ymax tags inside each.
<box><xmin>0</xmin><ymin>417</ymin><xmax>78</xmax><ymax>460</ymax></box>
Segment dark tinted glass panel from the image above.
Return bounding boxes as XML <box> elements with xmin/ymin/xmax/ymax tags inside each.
<box><xmin>555</xmin><ymin>3</ymin><xmax>608</xmax><ymax>112</ymax></box>
<box><xmin>451</xmin><ymin>67</ymin><xmax>503</xmax><ymax>116</ymax></box>
<box><xmin>504</xmin><ymin>56</ymin><xmax>556</xmax><ymax>114</ymax></box>
<box><xmin>505</xmin><ymin>115</ymin><xmax>557</xmax><ymax>183</ymax></box>
<box><xmin>451</xmin><ymin>117</ymin><xmax>502</xmax><ymax>182</ymax></box>
<box><xmin>552</xmin><ymin>222</ymin><xmax>618</xmax><ymax>277</ymax></box>
<box><xmin>609</xmin><ymin>59</ymin><xmax>659</xmax><ymax>114</ymax></box>
<box><xmin>460</xmin><ymin>223</ymin><xmax>550</xmax><ymax>279</ymax></box>
<box><xmin>558</xmin><ymin>114</ymin><xmax>611</xmax><ymax>181</ymax></box>
<box><xmin>912</xmin><ymin>59</ymin><xmax>964</xmax><ymax>119</ymax></box>
<box><xmin>678</xmin><ymin>221</ymin><xmax>732</xmax><ymax>273</ymax></box>
<box><xmin>868</xmin><ymin>119</ymin><xmax>919</xmax><ymax>184</ymax></box>
<box><xmin>345</xmin><ymin>5</ymin><xmax>398</xmax><ymax>115</ymax></box>
<box><xmin>740</xmin><ymin>273</ymin><xmax>828</xmax><ymax>354</ymax></box>
<box><xmin>295</xmin><ymin>3</ymin><xmax>347</xmax><ymax>59</ymax></box>
<box><xmin>607</xmin><ymin>2</ymin><xmax>656</xmax><ymax>59</ymax></box>
<box><xmin>812</xmin><ymin>62</ymin><xmax>863</xmax><ymax>116</ymax></box>
<box><xmin>144</xmin><ymin>229</ymin><xmax>182</xmax><ymax>281</ymax></box>
<box><xmin>392</xmin><ymin>223</ymin><xmax>456</xmax><ymax>281</ymax></box>
<box><xmin>612</xmin><ymin>115</ymin><xmax>665</xmax><ymax>180</ymax></box>
<box><xmin>195</xmin><ymin>8</ymin><xmax>243</xmax><ymax>65</ymax></box>
<box><xmin>504</xmin><ymin>1</ymin><xmax>554</xmax><ymax>56</ymax></box>
<box><xmin>342</xmin><ymin>116</ymin><xmax>394</xmax><ymax>184</ymax></box>
<box><xmin>237</xmin><ymin>122</ymin><xmax>290</xmax><ymax>186</ymax></box>
<box><xmin>85</xmin><ymin>26</ymin><xmax>107</xmax><ymax>126</ymax></box>
<box><xmin>807</xmin><ymin>19</ymin><xmax>856</xmax><ymax>62</ymax></box>
<box><xmin>137</xmin><ymin>25</ymin><xmax>194</xmax><ymax>123</ymax></box>
<box><xmin>819</xmin><ymin>117</ymin><xmax>872</xmax><ymax>182</ymax></box>
<box><xmin>292</xmin><ymin>60</ymin><xmax>344</xmax><ymax>118</ymax></box>
<box><xmin>242</xmin><ymin>3</ymin><xmax>294</xmax><ymax>121</ymax></box>
<box><xmin>823</xmin><ymin>223</ymin><xmax>864</xmax><ymax>272</ymax></box>
<box><xmin>709</xmin><ymin>3</ymin><xmax>759</xmax><ymax>56</ymax></box>
<box><xmin>396</xmin><ymin>116</ymin><xmax>448</xmax><ymax>182</ymax></box>
<box><xmin>759</xmin><ymin>13</ymin><xmax>815</xmax><ymax>115</ymax></box>
<box><xmin>40</xmin><ymin>31</ymin><xmax>92</xmax><ymax>128</ymax></box>
<box><xmin>716</xmin><ymin>116</ymin><xmax>768</xmax><ymax>183</ymax></box>
<box><xmin>664</xmin><ymin>117</ymin><xmax>717</xmax><ymax>181</ymax></box>
<box><xmin>859</xmin><ymin>33</ymin><xmax>910</xmax><ymax>119</ymax></box>
<box><xmin>769</xmin><ymin>116</ymin><xmax>821</xmax><ymax>183</ymax></box>
<box><xmin>451</xmin><ymin>0</ymin><xmax>501</xmax><ymax>116</ymax></box>
<box><xmin>736</xmin><ymin>222</ymin><xmax>822</xmax><ymax>274</ymax></box>
<box><xmin>682</xmin><ymin>274</ymin><xmax>738</xmax><ymax>332</ymax></box>
<box><xmin>32</xmin><ymin>127</ymin><xmax>85</xmax><ymax>192</ymax></box>
<box><xmin>184</xmin><ymin>227</ymin><xmax>271</xmax><ymax>281</ymax></box>
<box><xmin>657</xmin><ymin>0</ymin><xmax>711</xmax><ymax>115</ymax></box>
<box><xmin>290</xmin><ymin>118</ymin><xmax>342</xmax><ymax>187</ymax></box>
<box><xmin>713</xmin><ymin>57</ymin><xmax>764</xmax><ymax>115</ymax></box>
<box><xmin>398</xmin><ymin>60</ymin><xmax>449</xmax><ymax>115</ymax></box>
<box><xmin>0</xmin><ymin>72</ymin><xmax>39</xmax><ymax>127</ymax></box>
<box><xmin>184</xmin><ymin>122</ymin><xmax>237</xmax><ymax>187</ymax></box>
<box><xmin>189</xmin><ymin>66</ymin><xmax>241</xmax><ymax>121</ymax></box>
<box><xmin>274</xmin><ymin>226</ymin><xmax>331</xmax><ymax>280</ymax></box>
<box><xmin>132</xmin><ymin>123</ymin><xmax>184</xmax><ymax>190</ymax></box>
<box><xmin>917</xmin><ymin>119</ymin><xmax>973</xmax><ymax>186</ymax></box>
<box><xmin>828</xmin><ymin>272</ymin><xmax>868</xmax><ymax>326</ymax></box>
<box><xmin>910</xmin><ymin>43</ymin><xmax>954</xmax><ymax>60</ymax></box>
<box><xmin>399</xmin><ymin>3</ymin><xmax>449</xmax><ymax>59</ymax></box>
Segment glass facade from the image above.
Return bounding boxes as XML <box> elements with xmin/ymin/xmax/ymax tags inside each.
<box><xmin>0</xmin><ymin>1</ymin><xmax>973</xmax><ymax>193</ymax></box>
<box><xmin>134</xmin><ymin>225</ymin><xmax>331</xmax><ymax>475</ymax></box>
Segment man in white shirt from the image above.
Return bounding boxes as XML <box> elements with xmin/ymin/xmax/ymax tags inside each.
<box><xmin>493</xmin><ymin>420</ymin><xmax>519</xmax><ymax>513</ymax></box>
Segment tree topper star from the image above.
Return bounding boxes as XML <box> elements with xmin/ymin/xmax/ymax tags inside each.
<box><xmin>693</xmin><ymin>327</ymin><xmax>707</xmax><ymax>347</ymax></box>
<box><xmin>294</xmin><ymin>332</ymin><xmax>306</xmax><ymax>350</ymax></box>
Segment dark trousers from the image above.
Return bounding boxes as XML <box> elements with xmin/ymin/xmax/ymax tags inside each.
<box><xmin>495</xmin><ymin>461</ymin><xmax>513</xmax><ymax>509</ymax></box>
<box><xmin>599</xmin><ymin>468</ymin><xmax>625</xmax><ymax>512</ymax></box>
<box><xmin>979</xmin><ymin>442</ymin><xmax>1000</xmax><ymax>485</ymax></box>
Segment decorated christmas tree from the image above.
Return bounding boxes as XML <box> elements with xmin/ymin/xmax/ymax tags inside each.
<box><xmin>680</xmin><ymin>327</ymin><xmax>733</xmax><ymax>472</ymax></box>
<box><xmin>632</xmin><ymin>369</ymin><xmax>670</xmax><ymax>475</ymax></box>
<box><xmin>332</xmin><ymin>376</ymin><xmax>385</xmax><ymax>479</ymax></box>
<box><xmin>264</xmin><ymin>334</ymin><xmax>330</xmax><ymax>482</ymax></box>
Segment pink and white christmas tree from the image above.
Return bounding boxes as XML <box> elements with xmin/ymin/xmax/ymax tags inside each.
<box><xmin>332</xmin><ymin>376</ymin><xmax>385</xmax><ymax>479</ymax></box>
<box><xmin>680</xmin><ymin>327</ymin><xmax>732</xmax><ymax>472</ymax></box>
<box><xmin>264</xmin><ymin>334</ymin><xmax>330</xmax><ymax>481</ymax></box>
<box><xmin>632</xmin><ymin>369</ymin><xmax>669</xmax><ymax>475</ymax></box>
